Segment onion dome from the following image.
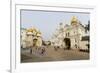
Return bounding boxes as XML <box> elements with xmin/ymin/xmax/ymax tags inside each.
<box><xmin>26</xmin><ymin>27</ymin><xmax>37</xmax><ymax>35</ymax></box>
<box><xmin>71</xmin><ymin>16</ymin><xmax>78</xmax><ymax>25</ymax></box>
<box><xmin>36</xmin><ymin>30</ymin><xmax>42</xmax><ymax>37</ymax></box>
<box><xmin>26</xmin><ymin>27</ymin><xmax>42</xmax><ymax>36</ymax></box>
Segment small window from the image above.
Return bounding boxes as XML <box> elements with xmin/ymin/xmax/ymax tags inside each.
<box><xmin>74</xmin><ymin>31</ymin><xmax>75</xmax><ymax>34</ymax></box>
<box><xmin>66</xmin><ymin>33</ymin><xmax>67</xmax><ymax>37</ymax></box>
<box><xmin>68</xmin><ymin>32</ymin><xmax>70</xmax><ymax>36</ymax></box>
<box><xmin>75</xmin><ymin>38</ymin><xmax>77</xmax><ymax>42</ymax></box>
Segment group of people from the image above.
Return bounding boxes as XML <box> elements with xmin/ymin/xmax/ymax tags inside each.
<box><xmin>30</xmin><ymin>46</ymin><xmax>46</xmax><ymax>57</ymax></box>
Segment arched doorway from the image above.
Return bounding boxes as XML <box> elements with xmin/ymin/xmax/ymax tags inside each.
<box><xmin>63</xmin><ymin>38</ymin><xmax>71</xmax><ymax>50</ymax></box>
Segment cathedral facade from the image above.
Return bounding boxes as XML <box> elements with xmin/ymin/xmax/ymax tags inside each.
<box><xmin>50</xmin><ymin>16</ymin><xmax>89</xmax><ymax>50</ymax></box>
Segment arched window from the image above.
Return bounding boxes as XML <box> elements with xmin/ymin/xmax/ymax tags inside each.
<box><xmin>68</xmin><ymin>32</ymin><xmax>70</xmax><ymax>37</ymax></box>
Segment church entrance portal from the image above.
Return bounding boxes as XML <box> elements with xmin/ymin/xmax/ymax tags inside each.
<box><xmin>64</xmin><ymin>38</ymin><xmax>71</xmax><ymax>50</ymax></box>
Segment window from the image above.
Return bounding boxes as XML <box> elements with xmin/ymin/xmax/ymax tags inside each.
<box><xmin>68</xmin><ymin>32</ymin><xmax>70</xmax><ymax>37</ymax></box>
<box><xmin>75</xmin><ymin>38</ymin><xmax>77</xmax><ymax>43</ymax></box>
<box><xmin>66</xmin><ymin>33</ymin><xmax>67</xmax><ymax>37</ymax></box>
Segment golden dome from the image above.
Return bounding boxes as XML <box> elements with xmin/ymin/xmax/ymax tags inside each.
<box><xmin>27</xmin><ymin>27</ymin><xmax>37</xmax><ymax>33</ymax></box>
<box><xmin>26</xmin><ymin>27</ymin><xmax>42</xmax><ymax>36</ymax></box>
<box><xmin>71</xmin><ymin>16</ymin><xmax>78</xmax><ymax>25</ymax></box>
<box><xmin>27</xmin><ymin>28</ymin><xmax>33</xmax><ymax>32</ymax></box>
<box><xmin>38</xmin><ymin>30</ymin><xmax>41</xmax><ymax>34</ymax></box>
<box><xmin>36</xmin><ymin>30</ymin><xmax>42</xmax><ymax>36</ymax></box>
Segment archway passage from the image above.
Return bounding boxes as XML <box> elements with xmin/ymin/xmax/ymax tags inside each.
<box><xmin>64</xmin><ymin>38</ymin><xmax>71</xmax><ymax>50</ymax></box>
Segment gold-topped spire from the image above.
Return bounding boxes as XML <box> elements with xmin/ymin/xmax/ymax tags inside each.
<box><xmin>71</xmin><ymin>16</ymin><xmax>78</xmax><ymax>25</ymax></box>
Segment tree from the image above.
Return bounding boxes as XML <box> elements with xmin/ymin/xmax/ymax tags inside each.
<box><xmin>85</xmin><ymin>20</ymin><xmax>90</xmax><ymax>32</ymax></box>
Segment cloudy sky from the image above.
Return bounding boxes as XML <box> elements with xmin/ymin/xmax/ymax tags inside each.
<box><xmin>21</xmin><ymin>10</ymin><xmax>90</xmax><ymax>40</ymax></box>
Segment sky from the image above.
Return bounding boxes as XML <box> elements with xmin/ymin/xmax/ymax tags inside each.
<box><xmin>21</xmin><ymin>10</ymin><xmax>90</xmax><ymax>40</ymax></box>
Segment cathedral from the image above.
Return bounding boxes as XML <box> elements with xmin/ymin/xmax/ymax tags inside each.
<box><xmin>21</xmin><ymin>27</ymin><xmax>42</xmax><ymax>49</ymax></box>
<box><xmin>50</xmin><ymin>16</ymin><xmax>89</xmax><ymax>51</ymax></box>
<box><xmin>21</xmin><ymin>16</ymin><xmax>90</xmax><ymax>51</ymax></box>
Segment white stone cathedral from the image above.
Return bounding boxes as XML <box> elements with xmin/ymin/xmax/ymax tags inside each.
<box><xmin>50</xmin><ymin>16</ymin><xmax>89</xmax><ymax>50</ymax></box>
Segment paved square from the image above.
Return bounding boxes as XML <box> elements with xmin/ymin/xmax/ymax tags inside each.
<box><xmin>21</xmin><ymin>46</ymin><xmax>89</xmax><ymax>63</ymax></box>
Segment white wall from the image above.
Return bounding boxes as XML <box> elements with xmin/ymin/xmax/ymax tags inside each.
<box><xmin>0</xmin><ymin>0</ymin><xmax>99</xmax><ymax>73</ymax></box>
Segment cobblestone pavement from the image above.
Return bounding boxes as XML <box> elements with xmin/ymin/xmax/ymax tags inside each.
<box><xmin>21</xmin><ymin>46</ymin><xmax>89</xmax><ymax>63</ymax></box>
